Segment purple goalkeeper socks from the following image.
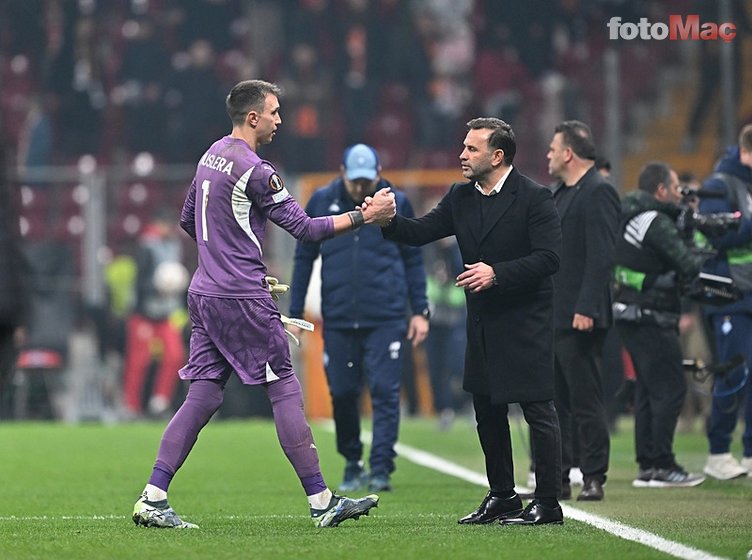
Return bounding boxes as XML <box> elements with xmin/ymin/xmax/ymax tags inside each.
<box><xmin>148</xmin><ymin>379</ymin><xmax>224</xmax><ymax>491</ymax></box>
<box><xmin>266</xmin><ymin>374</ymin><xmax>327</xmax><ymax>496</ymax></box>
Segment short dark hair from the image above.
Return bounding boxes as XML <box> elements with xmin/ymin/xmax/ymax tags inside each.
<box><xmin>554</xmin><ymin>120</ymin><xmax>597</xmax><ymax>160</ymax></box>
<box><xmin>638</xmin><ymin>161</ymin><xmax>672</xmax><ymax>194</ymax></box>
<box><xmin>466</xmin><ymin>117</ymin><xmax>516</xmax><ymax>165</ymax></box>
<box><xmin>226</xmin><ymin>80</ymin><xmax>281</xmax><ymax>125</ymax></box>
<box><xmin>739</xmin><ymin>124</ymin><xmax>752</xmax><ymax>152</ymax></box>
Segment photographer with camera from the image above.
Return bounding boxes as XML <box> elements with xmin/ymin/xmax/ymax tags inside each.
<box><xmin>697</xmin><ymin>124</ymin><xmax>752</xmax><ymax>481</ymax></box>
<box><xmin>613</xmin><ymin>162</ymin><xmax>707</xmax><ymax>488</ymax></box>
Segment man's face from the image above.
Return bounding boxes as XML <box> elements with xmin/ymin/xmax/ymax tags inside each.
<box><xmin>344</xmin><ymin>176</ymin><xmax>378</xmax><ymax>204</ymax></box>
<box><xmin>657</xmin><ymin>170</ymin><xmax>682</xmax><ymax>204</ymax></box>
<box><xmin>547</xmin><ymin>132</ymin><xmax>570</xmax><ymax>180</ymax></box>
<box><xmin>254</xmin><ymin>94</ymin><xmax>282</xmax><ymax>145</ymax></box>
<box><xmin>460</xmin><ymin>128</ymin><xmax>497</xmax><ymax>181</ymax></box>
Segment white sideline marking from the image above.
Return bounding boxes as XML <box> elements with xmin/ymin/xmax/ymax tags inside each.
<box><xmin>0</xmin><ymin>515</ymin><xmax>128</xmax><ymax>521</ymax></box>
<box><xmin>0</xmin><ymin>515</ymin><xmax>303</xmax><ymax>521</ymax></box>
<box><xmin>349</xmin><ymin>427</ymin><xmax>729</xmax><ymax>560</ymax></box>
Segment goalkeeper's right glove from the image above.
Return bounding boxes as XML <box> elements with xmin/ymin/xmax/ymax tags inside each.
<box><xmin>280</xmin><ymin>315</ymin><xmax>315</xmax><ymax>346</ymax></box>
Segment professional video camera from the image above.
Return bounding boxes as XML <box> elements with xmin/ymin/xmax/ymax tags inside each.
<box><xmin>675</xmin><ymin>187</ymin><xmax>743</xmax><ymax>304</ymax></box>
<box><xmin>675</xmin><ymin>198</ymin><xmax>741</xmax><ymax>242</ymax></box>
<box><xmin>683</xmin><ymin>271</ymin><xmax>743</xmax><ymax>305</ymax></box>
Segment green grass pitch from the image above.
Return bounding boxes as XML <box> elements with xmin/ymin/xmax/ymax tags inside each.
<box><xmin>1</xmin><ymin>415</ymin><xmax>750</xmax><ymax>559</ymax></box>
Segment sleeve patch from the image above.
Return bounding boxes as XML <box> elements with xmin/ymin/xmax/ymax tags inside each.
<box><xmin>272</xmin><ymin>188</ymin><xmax>290</xmax><ymax>203</ymax></box>
<box><xmin>269</xmin><ymin>173</ymin><xmax>284</xmax><ymax>192</ymax></box>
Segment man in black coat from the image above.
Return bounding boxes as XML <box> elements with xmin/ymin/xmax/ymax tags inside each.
<box><xmin>547</xmin><ymin>120</ymin><xmax>620</xmax><ymax>501</ymax></box>
<box><xmin>377</xmin><ymin>117</ymin><xmax>565</xmax><ymax>525</ymax></box>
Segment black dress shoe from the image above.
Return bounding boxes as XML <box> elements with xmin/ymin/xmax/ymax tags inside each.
<box><xmin>501</xmin><ymin>500</ymin><xmax>564</xmax><ymax>526</ymax></box>
<box><xmin>458</xmin><ymin>492</ymin><xmax>524</xmax><ymax>524</ymax></box>
<box><xmin>577</xmin><ymin>479</ymin><xmax>604</xmax><ymax>501</ymax></box>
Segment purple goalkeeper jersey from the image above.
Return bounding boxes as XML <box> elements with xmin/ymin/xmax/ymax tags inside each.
<box><xmin>180</xmin><ymin>136</ymin><xmax>334</xmax><ymax>298</ymax></box>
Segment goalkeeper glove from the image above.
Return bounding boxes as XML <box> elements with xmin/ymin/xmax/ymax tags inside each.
<box><xmin>265</xmin><ymin>276</ymin><xmax>289</xmax><ymax>301</ymax></box>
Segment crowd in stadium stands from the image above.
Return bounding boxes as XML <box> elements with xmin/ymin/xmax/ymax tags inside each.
<box><xmin>1</xmin><ymin>0</ymin><xmax>688</xmax><ymax>178</ymax></box>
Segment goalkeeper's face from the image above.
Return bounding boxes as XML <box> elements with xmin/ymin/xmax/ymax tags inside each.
<box><xmin>256</xmin><ymin>94</ymin><xmax>282</xmax><ymax>145</ymax></box>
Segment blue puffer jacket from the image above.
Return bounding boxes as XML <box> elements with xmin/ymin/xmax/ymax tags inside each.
<box><xmin>698</xmin><ymin>145</ymin><xmax>752</xmax><ymax>315</ymax></box>
<box><xmin>289</xmin><ymin>177</ymin><xmax>428</xmax><ymax>328</ymax></box>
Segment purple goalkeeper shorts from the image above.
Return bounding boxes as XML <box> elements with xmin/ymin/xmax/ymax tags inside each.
<box><xmin>179</xmin><ymin>293</ymin><xmax>295</xmax><ymax>385</ymax></box>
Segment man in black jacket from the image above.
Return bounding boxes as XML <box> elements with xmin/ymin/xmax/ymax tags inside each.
<box><xmin>288</xmin><ymin>144</ymin><xmax>429</xmax><ymax>493</ymax></box>
<box><xmin>377</xmin><ymin>117</ymin><xmax>565</xmax><ymax>526</ymax></box>
<box><xmin>547</xmin><ymin>120</ymin><xmax>620</xmax><ymax>501</ymax></box>
<box><xmin>613</xmin><ymin>162</ymin><xmax>706</xmax><ymax>487</ymax></box>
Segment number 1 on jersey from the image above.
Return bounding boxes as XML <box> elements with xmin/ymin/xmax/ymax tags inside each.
<box><xmin>201</xmin><ymin>179</ymin><xmax>210</xmax><ymax>241</ymax></box>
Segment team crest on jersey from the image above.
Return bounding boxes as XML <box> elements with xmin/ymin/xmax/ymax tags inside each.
<box><xmin>269</xmin><ymin>173</ymin><xmax>284</xmax><ymax>192</ymax></box>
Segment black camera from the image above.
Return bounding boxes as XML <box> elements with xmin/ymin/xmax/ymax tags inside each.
<box><xmin>674</xmin><ymin>200</ymin><xmax>743</xmax><ymax>304</ymax></box>
<box><xmin>676</xmin><ymin>207</ymin><xmax>741</xmax><ymax>239</ymax></box>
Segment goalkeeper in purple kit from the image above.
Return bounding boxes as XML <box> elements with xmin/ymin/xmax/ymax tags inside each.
<box><xmin>132</xmin><ymin>79</ymin><xmax>396</xmax><ymax>529</ymax></box>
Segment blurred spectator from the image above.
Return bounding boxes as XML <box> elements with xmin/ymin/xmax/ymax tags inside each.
<box><xmin>474</xmin><ymin>40</ymin><xmax>529</xmax><ymax>125</ymax></box>
<box><xmin>412</xmin><ymin>0</ymin><xmax>474</xmax><ymax>152</ymax></box>
<box><xmin>169</xmin><ymin>0</ymin><xmax>239</xmax><ymax>52</ymax></box>
<box><xmin>0</xmin><ymin>137</ymin><xmax>30</xmax><ymax>397</ymax></box>
<box><xmin>286</xmin><ymin>0</ymin><xmax>338</xmax><ymax>67</ymax></box>
<box><xmin>121</xmin><ymin>210</ymin><xmax>188</xmax><ymax>419</ymax></box>
<box><xmin>278</xmin><ymin>42</ymin><xmax>332</xmax><ymax>172</ymax></box>
<box><xmin>0</xmin><ymin>0</ymin><xmax>46</xmax><ymax>60</ymax></box>
<box><xmin>423</xmin><ymin>236</ymin><xmax>468</xmax><ymax>430</ymax></box>
<box><xmin>0</xmin><ymin>1</ymin><xmax>686</xmax><ymax>196</ymax></box>
<box><xmin>103</xmin><ymin>248</ymin><xmax>137</xmax><ymax>363</ymax></box>
<box><xmin>115</xmin><ymin>16</ymin><xmax>169</xmax><ymax>155</ymax></box>
<box><xmin>163</xmin><ymin>39</ymin><xmax>227</xmax><ymax>162</ymax></box>
<box><xmin>505</xmin><ymin>0</ymin><xmax>556</xmax><ymax>77</ymax></box>
<box><xmin>335</xmin><ymin>0</ymin><xmax>377</xmax><ymax>145</ymax></box>
<box><xmin>682</xmin><ymin>0</ymin><xmax>750</xmax><ymax>152</ymax></box>
<box><xmin>43</xmin><ymin>9</ymin><xmax>106</xmax><ymax>159</ymax></box>
<box><xmin>17</xmin><ymin>95</ymin><xmax>53</xmax><ymax>174</ymax></box>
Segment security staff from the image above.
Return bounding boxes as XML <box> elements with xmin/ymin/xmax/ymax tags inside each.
<box><xmin>613</xmin><ymin>161</ymin><xmax>706</xmax><ymax>488</ymax></box>
<box><xmin>289</xmin><ymin>144</ymin><xmax>429</xmax><ymax>494</ymax></box>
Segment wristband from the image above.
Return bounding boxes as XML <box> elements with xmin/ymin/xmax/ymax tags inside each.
<box><xmin>347</xmin><ymin>210</ymin><xmax>365</xmax><ymax>229</ymax></box>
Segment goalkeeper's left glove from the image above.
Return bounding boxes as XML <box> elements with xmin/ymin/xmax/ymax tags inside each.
<box><xmin>265</xmin><ymin>276</ymin><xmax>289</xmax><ymax>301</ymax></box>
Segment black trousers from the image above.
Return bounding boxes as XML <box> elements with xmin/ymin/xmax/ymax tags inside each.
<box><xmin>473</xmin><ymin>394</ymin><xmax>562</xmax><ymax>498</ymax></box>
<box><xmin>617</xmin><ymin>322</ymin><xmax>686</xmax><ymax>469</ymax></box>
<box><xmin>554</xmin><ymin>328</ymin><xmax>610</xmax><ymax>484</ymax></box>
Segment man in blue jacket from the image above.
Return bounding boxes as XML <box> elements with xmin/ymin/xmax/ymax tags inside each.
<box><xmin>698</xmin><ymin>124</ymin><xmax>752</xmax><ymax>480</ymax></box>
<box><xmin>289</xmin><ymin>144</ymin><xmax>429</xmax><ymax>493</ymax></box>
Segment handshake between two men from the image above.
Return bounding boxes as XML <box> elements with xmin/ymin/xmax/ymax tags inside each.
<box><xmin>359</xmin><ymin>187</ymin><xmax>396</xmax><ymax>226</ymax></box>
<box><xmin>359</xmin><ymin>188</ymin><xmax>497</xmax><ymax>294</ymax></box>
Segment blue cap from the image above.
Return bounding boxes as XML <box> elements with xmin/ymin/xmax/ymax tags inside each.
<box><xmin>343</xmin><ymin>144</ymin><xmax>380</xmax><ymax>181</ymax></box>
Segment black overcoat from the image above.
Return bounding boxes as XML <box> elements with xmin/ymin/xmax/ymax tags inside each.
<box><xmin>382</xmin><ymin>168</ymin><xmax>561</xmax><ymax>403</ymax></box>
